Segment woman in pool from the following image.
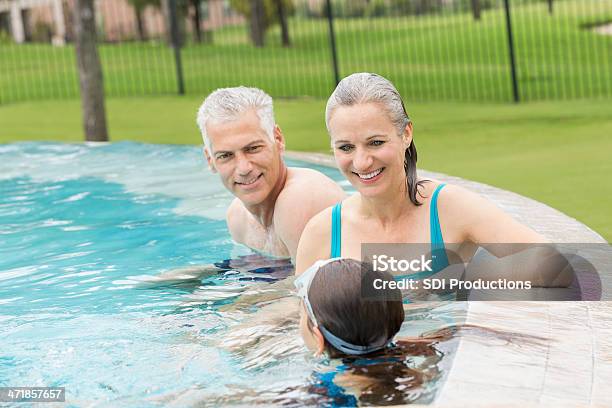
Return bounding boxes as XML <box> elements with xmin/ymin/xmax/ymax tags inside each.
<box><xmin>296</xmin><ymin>72</ymin><xmax>571</xmax><ymax>287</ymax></box>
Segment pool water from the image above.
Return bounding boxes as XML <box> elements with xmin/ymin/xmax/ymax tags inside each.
<box><xmin>0</xmin><ymin>142</ymin><xmax>459</xmax><ymax>406</ymax></box>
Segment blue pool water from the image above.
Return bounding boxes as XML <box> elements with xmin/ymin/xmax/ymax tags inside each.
<box><xmin>0</xmin><ymin>142</ymin><xmax>458</xmax><ymax>406</ymax></box>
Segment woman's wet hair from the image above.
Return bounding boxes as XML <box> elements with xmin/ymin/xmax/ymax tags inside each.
<box><xmin>325</xmin><ymin>72</ymin><xmax>428</xmax><ymax>205</ymax></box>
<box><xmin>306</xmin><ymin>258</ymin><xmax>404</xmax><ymax>358</ymax></box>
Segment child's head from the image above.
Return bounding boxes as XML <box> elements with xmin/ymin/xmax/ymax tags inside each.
<box><xmin>295</xmin><ymin>258</ymin><xmax>404</xmax><ymax>358</ymax></box>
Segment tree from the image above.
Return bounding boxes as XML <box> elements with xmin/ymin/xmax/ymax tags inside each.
<box><xmin>190</xmin><ymin>0</ymin><xmax>202</xmax><ymax>43</ymax></box>
<box><xmin>471</xmin><ymin>0</ymin><xmax>481</xmax><ymax>21</ymax></box>
<box><xmin>250</xmin><ymin>0</ymin><xmax>265</xmax><ymax>47</ymax></box>
<box><xmin>74</xmin><ymin>0</ymin><xmax>108</xmax><ymax>141</ymax></box>
<box><xmin>128</xmin><ymin>0</ymin><xmax>160</xmax><ymax>41</ymax></box>
<box><xmin>230</xmin><ymin>0</ymin><xmax>294</xmax><ymax>47</ymax></box>
<box><xmin>161</xmin><ymin>0</ymin><xmax>191</xmax><ymax>47</ymax></box>
<box><xmin>274</xmin><ymin>0</ymin><xmax>290</xmax><ymax>47</ymax></box>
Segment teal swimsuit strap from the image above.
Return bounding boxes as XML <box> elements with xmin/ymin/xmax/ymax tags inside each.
<box><xmin>430</xmin><ymin>183</ymin><xmax>446</xmax><ymax>247</ymax></box>
<box><xmin>331</xmin><ymin>183</ymin><xmax>447</xmax><ymax>265</ymax></box>
<box><xmin>397</xmin><ymin>183</ymin><xmax>450</xmax><ymax>304</ymax></box>
<box><xmin>330</xmin><ymin>202</ymin><xmax>342</xmax><ymax>258</ymax></box>
<box><xmin>430</xmin><ymin>183</ymin><xmax>449</xmax><ymax>271</ymax></box>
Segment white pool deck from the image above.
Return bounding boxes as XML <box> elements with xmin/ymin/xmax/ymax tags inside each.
<box><xmin>286</xmin><ymin>151</ymin><xmax>611</xmax><ymax>407</ymax></box>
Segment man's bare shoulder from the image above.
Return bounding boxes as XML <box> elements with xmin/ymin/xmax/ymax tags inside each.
<box><xmin>273</xmin><ymin>167</ymin><xmax>344</xmax><ymax>259</ymax></box>
<box><xmin>285</xmin><ymin>167</ymin><xmax>340</xmax><ymax>187</ymax></box>
<box><xmin>278</xmin><ymin>167</ymin><xmax>345</xmax><ymax>203</ymax></box>
<box><xmin>274</xmin><ymin>167</ymin><xmax>345</xmax><ymax>224</ymax></box>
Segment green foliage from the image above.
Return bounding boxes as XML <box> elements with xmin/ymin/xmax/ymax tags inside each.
<box><xmin>0</xmin><ymin>29</ymin><xmax>13</xmax><ymax>45</ymax></box>
<box><xmin>456</xmin><ymin>0</ymin><xmax>497</xmax><ymax>13</ymax></box>
<box><xmin>396</xmin><ymin>0</ymin><xmax>444</xmax><ymax>16</ymax></box>
<box><xmin>365</xmin><ymin>0</ymin><xmax>389</xmax><ymax>18</ymax></box>
<box><xmin>127</xmin><ymin>0</ymin><xmax>161</xmax><ymax>12</ymax></box>
<box><xmin>331</xmin><ymin>0</ymin><xmax>368</xmax><ymax>18</ymax></box>
<box><xmin>229</xmin><ymin>0</ymin><xmax>295</xmax><ymax>30</ymax></box>
<box><xmin>32</xmin><ymin>21</ymin><xmax>54</xmax><ymax>43</ymax></box>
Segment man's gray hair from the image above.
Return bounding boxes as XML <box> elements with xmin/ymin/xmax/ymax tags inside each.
<box><xmin>325</xmin><ymin>72</ymin><xmax>410</xmax><ymax>137</ymax></box>
<box><xmin>196</xmin><ymin>86</ymin><xmax>275</xmax><ymax>151</ymax></box>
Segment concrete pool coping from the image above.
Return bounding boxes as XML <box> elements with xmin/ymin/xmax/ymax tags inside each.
<box><xmin>285</xmin><ymin>151</ymin><xmax>611</xmax><ymax>407</ymax></box>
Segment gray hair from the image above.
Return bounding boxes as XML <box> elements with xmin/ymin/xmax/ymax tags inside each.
<box><xmin>325</xmin><ymin>73</ymin><xmax>428</xmax><ymax>206</ymax></box>
<box><xmin>196</xmin><ymin>86</ymin><xmax>275</xmax><ymax>151</ymax></box>
<box><xmin>325</xmin><ymin>72</ymin><xmax>410</xmax><ymax>135</ymax></box>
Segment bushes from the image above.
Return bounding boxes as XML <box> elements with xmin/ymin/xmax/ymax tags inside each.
<box><xmin>365</xmin><ymin>0</ymin><xmax>390</xmax><ymax>18</ymax></box>
<box><xmin>0</xmin><ymin>29</ymin><xmax>12</xmax><ymax>45</ymax></box>
<box><xmin>31</xmin><ymin>21</ymin><xmax>54</xmax><ymax>43</ymax></box>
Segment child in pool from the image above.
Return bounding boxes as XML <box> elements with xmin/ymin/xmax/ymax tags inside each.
<box><xmin>294</xmin><ymin>257</ymin><xmax>452</xmax><ymax>405</ymax></box>
<box><xmin>295</xmin><ymin>257</ymin><xmax>403</xmax><ymax>357</ymax></box>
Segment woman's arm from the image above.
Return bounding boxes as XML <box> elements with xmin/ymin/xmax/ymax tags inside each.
<box><xmin>440</xmin><ymin>185</ymin><xmax>572</xmax><ymax>287</ymax></box>
<box><xmin>441</xmin><ymin>185</ymin><xmax>546</xmax><ymax>249</ymax></box>
<box><xmin>464</xmin><ymin>245</ymin><xmax>574</xmax><ymax>287</ymax></box>
<box><xmin>295</xmin><ymin>207</ymin><xmax>334</xmax><ymax>276</ymax></box>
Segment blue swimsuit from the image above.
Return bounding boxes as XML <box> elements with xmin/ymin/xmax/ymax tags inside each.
<box><xmin>330</xmin><ymin>183</ymin><xmax>449</xmax><ymax>274</ymax></box>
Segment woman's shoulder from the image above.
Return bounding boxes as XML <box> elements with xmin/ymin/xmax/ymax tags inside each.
<box><xmin>417</xmin><ymin>180</ymin><xmax>475</xmax><ymax>205</ymax></box>
<box><xmin>431</xmin><ymin>182</ymin><xmax>491</xmax><ymax>214</ymax></box>
<box><xmin>420</xmin><ymin>182</ymin><xmax>477</xmax><ymax>241</ymax></box>
<box><xmin>411</xmin><ymin>179</ymin><xmax>448</xmax><ymax>206</ymax></box>
<box><xmin>295</xmin><ymin>207</ymin><xmax>335</xmax><ymax>274</ymax></box>
<box><xmin>431</xmin><ymin>182</ymin><xmax>543</xmax><ymax>243</ymax></box>
<box><xmin>302</xmin><ymin>204</ymin><xmax>335</xmax><ymax>237</ymax></box>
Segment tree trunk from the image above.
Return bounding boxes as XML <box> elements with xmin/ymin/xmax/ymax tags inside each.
<box><xmin>74</xmin><ymin>0</ymin><xmax>108</xmax><ymax>142</ymax></box>
<box><xmin>471</xmin><ymin>0</ymin><xmax>481</xmax><ymax>21</ymax></box>
<box><xmin>192</xmin><ymin>0</ymin><xmax>202</xmax><ymax>43</ymax></box>
<box><xmin>135</xmin><ymin>7</ymin><xmax>147</xmax><ymax>41</ymax></box>
<box><xmin>161</xmin><ymin>0</ymin><xmax>172</xmax><ymax>46</ymax></box>
<box><xmin>275</xmin><ymin>0</ymin><xmax>290</xmax><ymax>47</ymax></box>
<box><xmin>547</xmin><ymin>0</ymin><xmax>553</xmax><ymax>15</ymax></box>
<box><xmin>249</xmin><ymin>0</ymin><xmax>265</xmax><ymax>47</ymax></box>
<box><xmin>415</xmin><ymin>0</ymin><xmax>428</xmax><ymax>16</ymax></box>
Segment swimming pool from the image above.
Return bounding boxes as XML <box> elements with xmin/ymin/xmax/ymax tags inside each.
<box><xmin>0</xmin><ymin>142</ymin><xmax>460</xmax><ymax>406</ymax></box>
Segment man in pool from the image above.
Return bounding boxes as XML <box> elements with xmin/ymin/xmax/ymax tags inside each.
<box><xmin>196</xmin><ymin>86</ymin><xmax>346</xmax><ymax>261</ymax></box>
<box><xmin>147</xmin><ymin>87</ymin><xmax>344</xmax><ymax>287</ymax></box>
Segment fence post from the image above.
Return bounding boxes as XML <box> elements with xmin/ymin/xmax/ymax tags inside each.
<box><xmin>325</xmin><ymin>0</ymin><xmax>340</xmax><ymax>88</ymax></box>
<box><xmin>167</xmin><ymin>0</ymin><xmax>185</xmax><ymax>95</ymax></box>
<box><xmin>503</xmin><ymin>0</ymin><xmax>520</xmax><ymax>103</ymax></box>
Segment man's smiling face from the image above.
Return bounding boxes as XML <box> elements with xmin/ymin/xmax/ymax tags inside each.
<box><xmin>205</xmin><ymin>109</ymin><xmax>284</xmax><ymax>206</ymax></box>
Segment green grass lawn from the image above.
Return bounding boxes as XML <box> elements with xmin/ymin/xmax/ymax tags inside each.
<box><xmin>1</xmin><ymin>0</ymin><xmax>610</xmax><ymax>103</ymax></box>
<box><xmin>0</xmin><ymin>97</ymin><xmax>610</xmax><ymax>241</ymax></box>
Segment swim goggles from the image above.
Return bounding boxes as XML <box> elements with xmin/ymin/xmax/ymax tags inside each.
<box><xmin>294</xmin><ymin>258</ymin><xmax>391</xmax><ymax>356</ymax></box>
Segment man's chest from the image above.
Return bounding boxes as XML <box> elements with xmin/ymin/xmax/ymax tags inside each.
<box><xmin>241</xmin><ymin>218</ymin><xmax>290</xmax><ymax>258</ymax></box>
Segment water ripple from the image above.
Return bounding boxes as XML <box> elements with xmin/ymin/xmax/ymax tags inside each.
<box><xmin>0</xmin><ymin>265</ymin><xmax>40</xmax><ymax>282</ymax></box>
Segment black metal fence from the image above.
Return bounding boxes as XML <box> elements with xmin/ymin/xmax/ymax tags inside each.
<box><xmin>0</xmin><ymin>0</ymin><xmax>610</xmax><ymax>104</ymax></box>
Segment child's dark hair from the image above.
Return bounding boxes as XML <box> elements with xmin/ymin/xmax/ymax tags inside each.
<box><xmin>306</xmin><ymin>259</ymin><xmax>404</xmax><ymax>358</ymax></box>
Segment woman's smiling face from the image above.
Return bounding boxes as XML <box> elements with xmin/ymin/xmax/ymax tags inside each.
<box><xmin>328</xmin><ymin>102</ymin><xmax>412</xmax><ymax>198</ymax></box>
